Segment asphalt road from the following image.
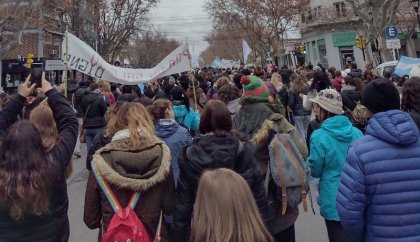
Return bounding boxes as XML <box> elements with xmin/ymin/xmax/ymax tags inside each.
<box><xmin>67</xmin><ymin>145</ymin><xmax>329</xmax><ymax>242</ymax></box>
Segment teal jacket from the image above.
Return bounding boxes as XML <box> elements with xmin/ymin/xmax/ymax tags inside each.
<box><xmin>173</xmin><ymin>104</ymin><xmax>200</xmax><ymax>131</ymax></box>
<box><xmin>306</xmin><ymin>115</ymin><xmax>362</xmax><ymax>221</ymax></box>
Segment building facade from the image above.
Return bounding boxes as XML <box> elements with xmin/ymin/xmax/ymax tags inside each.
<box><xmin>299</xmin><ymin>0</ymin><xmax>420</xmax><ymax>71</ymax></box>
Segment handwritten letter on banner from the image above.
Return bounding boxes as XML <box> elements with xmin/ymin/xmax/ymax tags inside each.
<box><xmin>61</xmin><ymin>32</ymin><xmax>191</xmax><ymax>84</ymax></box>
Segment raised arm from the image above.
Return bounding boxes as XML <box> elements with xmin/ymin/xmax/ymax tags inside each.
<box><xmin>0</xmin><ymin>75</ymin><xmax>36</xmax><ymax>137</ymax></box>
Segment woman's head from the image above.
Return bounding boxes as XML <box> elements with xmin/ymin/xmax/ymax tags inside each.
<box><xmin>402</xmin><ymin>77</ymin><xmax>420</xmax><ymax>113</ymax></box>
<box><xmin>199</xmin><ymin>100</ymin><xmax>232</xmax><ymax>136</ymax></box>
<box><xmin>29</xmin><ymin>99</ymin><xmax>59</xmax><ymax>150</ymax></box>
<box><xmin>311</xmin><ymin>89</ymin><xmax>343</xmax><ymax>122</ymax></box>
<box><xmin>218</xmin><ymin>84</ymin><xmax>241</xmax><ymax>105</ymax></box>
<box><xmin>107</xmin><ymin>102</ymin><xmax>155</xmax><ymax>147</ymax></box>
<box><xmin>343</xmin><ymin>76</ymin><xmax>363</xmax><ymax>92</ymax></box>
<box><xmin>214</xmin><ymin>76</ymin><xmax>230</xmax><ymax>90</ymax></box>
<box><xmin>0</xmin><ymin>120</ymin><xmax>52</xmax><ymax>220</ymax></box>
<box><xmin>147</xmin><ymin>99</ymin><xmax>174</xmax><ymax>123</ymax></box>
<box><xmin>190</xmin><ymin>168</ymin><xmax>273</xmax><ymax>242</ymax></box>
<box><xmin>101</xmin><ymin>81</ymin><xmax>111</xmax><ymax>92</ymax></box>
<box><xmin>171</xmin><ymin>85</ymin><xmax>190</xmax><ymax>110</ymax></box>
<box><xmin>89</xmin><ymin>82</ymin><xmax>99</xmax><ymax>92</ymax></box>
<box><xmin>311</xmin><ymin>71</ymin><xmax>331</xmax><ymax>92</ymax></box>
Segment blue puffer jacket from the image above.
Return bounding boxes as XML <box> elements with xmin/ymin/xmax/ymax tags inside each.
<box><xmin>155</xmin><ymin>119</ymin><xmax>192</xmax><ymax>186</ymax></box>
<box><xmin>306</xmin><ymin>115</ymin><xmax>363</xmax><ymax>221</ymax></box>
<box><xmin>337</xmin><ymin>110</ymin><xmax>420</xmax><ymax>242</ymax></box>
<box><xmin>172</xmin><ymin>104</ymin><xmax>200</xmax><ymax>131</ymax></box>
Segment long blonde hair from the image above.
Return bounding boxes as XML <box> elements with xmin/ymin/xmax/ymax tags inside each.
<box><xmin>107</xmin><ymin>102</ymin><xmax>155</xmax><ymax>148</ymax></box>
<box><xmin>190</xmin><ymin>168</ymin><xmax>274</xmax><ymax>242</ymax></box>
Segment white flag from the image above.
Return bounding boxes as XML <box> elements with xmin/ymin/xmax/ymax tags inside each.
<box><xmin>61</xmin><ymin>32</ymin><xmax>191</xmax><ymax>84</ymax></box>
<box><xmin>243</xmin><ymin>39</ymin><xmax>251</xmax><ymax>64</ymax></box>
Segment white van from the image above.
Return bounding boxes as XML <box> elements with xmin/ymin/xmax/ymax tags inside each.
<box><xmin>375</xmin><ymin>61</ymin><xmax>398</xmax><ymax>77</ymax></box>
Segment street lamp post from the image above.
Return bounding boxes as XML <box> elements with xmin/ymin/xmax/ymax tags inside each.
<box><xmin>410</xmin><ymin>0</ymin><xmax>420</xmax><ymax>29</ymax></box>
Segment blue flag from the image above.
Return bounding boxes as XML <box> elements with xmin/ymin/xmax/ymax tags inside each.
<box><xmin>394</xmin><ymin>56</ymin><xmax>420</xmax><ymax>77</ymax></box>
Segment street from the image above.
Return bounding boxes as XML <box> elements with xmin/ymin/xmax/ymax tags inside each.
<box><xmin>67</xmin><ymin>144</ymin><xmax>328</xmax><ymax>242</ymax></box>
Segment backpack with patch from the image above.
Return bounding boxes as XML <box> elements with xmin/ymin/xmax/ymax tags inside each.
<box><xmin>267</xmin><ymin>131</ymin><xmax>311</xmax><ymax>215</ymax></box>
<box><xmin>351</xmin><ymin>101</ymin><xmax>371</xmax><ymax>123</ymax></box>
<box><xmin>91</xmin><ymin>162</ymin><xmax>163</xmax><ymax>242</ymax></box>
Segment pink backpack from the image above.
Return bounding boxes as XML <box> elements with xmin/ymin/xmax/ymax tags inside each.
<box><xmin>92</xmin><ymin>162</ymin><xmax>163</xmax><ymax>242</ymax></box>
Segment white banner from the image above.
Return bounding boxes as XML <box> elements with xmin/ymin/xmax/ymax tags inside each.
<box><xmin>61</xmin><ymin>32</ymin><xmax>191</xmax><ymax>84</ymax></box>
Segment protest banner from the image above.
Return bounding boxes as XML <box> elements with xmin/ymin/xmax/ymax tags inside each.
<box><xmin>61</xmin><ymin>32</ymin><xmax>191</xmax><ymax>84</ymax></box>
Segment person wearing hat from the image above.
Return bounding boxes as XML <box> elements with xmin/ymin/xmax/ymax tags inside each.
<box><xmin>306</xmin><ymin>89</ymin><xmax>363</xmax><ymax>242</ymax></box>
<box><xmin>337</xmin><ymin>78</ymin><xmax>420</xmax><ymax>242</ymax></box>
<box><xmin>233</xmin><ymin>75</ymin><xmax>307</xmax><ymax>242</ymax></box>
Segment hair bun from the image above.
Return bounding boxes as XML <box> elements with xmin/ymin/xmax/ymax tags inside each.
<box><xmin>240</xmin><ymin>76</ymin><xmax>250</xmax><ymax>85</ymax></box>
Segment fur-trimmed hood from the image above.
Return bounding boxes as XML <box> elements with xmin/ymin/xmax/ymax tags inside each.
<box><xmin>92</xmin><ymin>136</ymin><xmax>171</xmax><ymax>191</ymax></box>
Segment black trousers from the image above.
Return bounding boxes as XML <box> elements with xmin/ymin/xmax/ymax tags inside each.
<box><xmin>325</xmin><ymin>220</ymin><xmax>353</xmax><ymax>242</ymax></box>
<box><xmin>274</xmin><ymin>224</ymin><xmax>295</xmax><ymax>242</ymax></box>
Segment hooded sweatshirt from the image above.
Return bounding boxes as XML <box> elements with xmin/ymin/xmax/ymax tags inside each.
<box><xmin>337</xmin><ymin>110</ymin><xmax>420</xmax><ymax>242</ymax></box>
<box><xmin>155</xmin><ymin>119</ymin><xmax>192</xmax><ymax>186</ymax></box>
<box><xmin>172</xmin><ymin>104</ymin><xmax>200</xmax><ymax>131</ymax></box>
<box><xmin>306</xmin><ymin>115</ymin><xmax>363</xmax><ymax>221</ymax></box>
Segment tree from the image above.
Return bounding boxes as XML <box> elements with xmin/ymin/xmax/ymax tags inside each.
<box><xmin>204</xmin><ymin>0</ymin><xmax>307</xmax><ymax>65</ymax></box>
<box><xmin>345</xmin><ymin>0</ymin><xmax>401</xmax><ymax>62</ymax></box>
<box><xmin>395</xmin><ymin>2</ymin><xmax>418</xmax><ymax>57</ymax></box>
<box><xmin>48</xmin><ymin>0</ymin><xmax>158</xmax><ymax>62</ymax></box>
<box><xmin>0</xmin><ymin>0</ymin><xmax>42</xmax><ymax>59</ymax></box>
<box><xmin>126</xmin><ymin>31</ymin><xmax>180</xmax><ymax>68</ymax></box>
<box><xmin>199</xmin><ymin>25</ymin><xmax>247</xmax><ymax>66</ymax></box>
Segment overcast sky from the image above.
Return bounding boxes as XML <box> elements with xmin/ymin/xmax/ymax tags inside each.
<box><xmin>148</xmin><ymin>0</ymin><xmax>212</xmax><ymax>65</ymax></box>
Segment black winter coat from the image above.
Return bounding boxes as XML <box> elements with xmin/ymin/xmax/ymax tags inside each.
<box><xmin>74</xmin><ymin>85</ymin><xmax>88</xmax><ymax>118</ymax></box>
<box><xmin>170</xmin><ymin>134</ymin><xmax>271</xmax><ymax>242</ymax></box>
<box><xmin>341</xmin><ymin>89</ymin><xmax>362</xmax><ymax>111</ymax></box>
<box><xmin>288</xmin><ymin>87</ymin><xmax>311</xmax><ymax>116</ymax></box>
<box><xmin>0</xmin><ymin>89</ymin><xmax>78</xmax><ymax>242</ymax></box>
<box><xmin>81</xmin><ymin>91</ymin><xmax>107</xmax><ymax>129</ymax></box>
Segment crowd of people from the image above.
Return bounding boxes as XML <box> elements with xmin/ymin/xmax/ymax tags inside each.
<box><xmin>0</xmin><ymin>61</ymin><xmax>419</xmax><ymax>242</ymax></box>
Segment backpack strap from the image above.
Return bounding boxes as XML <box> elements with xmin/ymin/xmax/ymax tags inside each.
<box><xmin>278</xmin><ymin>134</ymin><xmax>308</xmax><ymax>213</ymax></box>
<box><xmin>153</xmin><ymin>211</ymin><xmax>163</xmax><ymax>242</ymax></box>
<box><xmin>91</xmin><ymin>161</ymin><xmax>122</xmax><ymax>212</ymax></box>
<box><xmin>128</xmin><ymin>192</ymin><xmax>141</xmax><ymax>210</ymax></box>
<box><xmin>272</xmin><ymin>136</ymin><xmax>288</xmax><ymax>215</ymax></box>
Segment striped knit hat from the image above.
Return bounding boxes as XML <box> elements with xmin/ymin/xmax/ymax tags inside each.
<box><xmin>240</xmin><ymin>75</ymin><xmax>269</xmax><ymax>102</ymax></box>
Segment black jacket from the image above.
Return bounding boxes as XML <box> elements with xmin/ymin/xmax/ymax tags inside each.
<box><xmin>288</xmin><ymin>87</ymin><xmax>311</xmax><ymax>116</ymax></box>
<box><xmin>74</xmin><ymin>85</ymin><xmax>88</xmax><ymax>118</ymax></box>
<box><xmin>170</xmin><ymin>134</ymin><xmax>270</xmax><ymax>242</ymax></box>
<box><xmin>341</xmin><ymin>89</ymin><xmax>362</xmax><ymax>111</ymax></box>
<box><xmin>81</xmin><ymin>91</ymin><xmax>107</xmax><ymax>128</ymax></box>
<box><xmin>0</xmin><ymin>89</ymin><xmax>78</xmax><ymax>242</ymax></box>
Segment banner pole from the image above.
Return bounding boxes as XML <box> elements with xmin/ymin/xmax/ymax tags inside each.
<box><xmin>187</xmin><ymin>38</ymin><xmax>198</xmax><ymax>111</ymax></box>
<box><xmin>64</xmin><ymin>25</ymin><xmax>69</xmax><ymax>98</ymax></box>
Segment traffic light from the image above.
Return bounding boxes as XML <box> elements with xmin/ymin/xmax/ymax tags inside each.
<box><xmin>355</xmin><ymin>36</ymin><xmax>366</xmax><ymax>49</ymax></box>
<box><xmin>24</xmin><ymin>53</ymin><xmax>34</xmax><ymax>68</ymax></box>
<box><xmin>299</xmin><ymin>45</ymin><xmax>306</xmax><ymax>54</ymax></box>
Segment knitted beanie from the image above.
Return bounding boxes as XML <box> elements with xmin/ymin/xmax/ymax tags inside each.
<box><xmin>362</xmin><ymin>78</ymin><xmax>400</xmax><ymax>114</ymax></box>
<box><xmin>240</xmin><ymin>75</ymin><xmax>269</xmax><ymax>102</ymax></box>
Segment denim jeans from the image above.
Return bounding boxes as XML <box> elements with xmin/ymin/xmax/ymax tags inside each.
<box><xmin>294</xmin><ymin>115</ymin><xmax>311</xmax><ymax>142</ymax></box>
<box><xmin>84</xmin><ymin>127</ymin><xmax>105</xmax><ymax>157</ymax></box>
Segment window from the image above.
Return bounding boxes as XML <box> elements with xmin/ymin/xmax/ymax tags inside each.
<box><xmin>301</xmin><ymin>13</ymin><xmax>306</xmax><ymax>23</ymax></box>
<box><xmin>334</xmin><ymin>2</ymin><xmax>346</xmax><ymax>17</ymax></box>
<box><xmin>308</xmin><ymin>10</ymin><xmax>312</xmax><ymax>21</ymax></box>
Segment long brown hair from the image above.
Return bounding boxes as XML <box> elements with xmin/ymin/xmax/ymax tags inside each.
<box><xmin>147</xmin><ymin>99</ymin><xmax>172</xmax><ymax>123</ymax></box>
<box><xmin>0</xmin><ymin>121</ymin><xmax>53</xmax><ymax>220</ymax></box>
<box><xmin>190</xmin><ymin>168</ymin><xmax>273</xmax><ymax>242</ymax></box>
<box><xmin>199</xmin><ymin>100</ymin><xmax>232</xmax><ymax>136</ymax></box>
<box><xmin>107</xmin><ymin>102</ymin><xmax>155</xmax><ymax>148</ymax></box>
<box><xmin>402</xmin><ymin>77</ymin><xmax>420</xmax><ymax>113</ymax></box>
<box><xmin>29</xmin><ymin>99</ymin><xmax>59</xmax><ymax>150</ymax></box>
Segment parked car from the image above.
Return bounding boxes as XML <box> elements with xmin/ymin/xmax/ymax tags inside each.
<box><xmin>375</xmin><ymin>61</ymin><xmax>398</xmax><ymax>77</ymax></box>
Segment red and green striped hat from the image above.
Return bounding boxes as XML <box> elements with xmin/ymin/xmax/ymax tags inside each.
<box><xmin>240</xmin><ymin>75</ymin><xmax>269</xmax><ymax>102</ymax></box>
